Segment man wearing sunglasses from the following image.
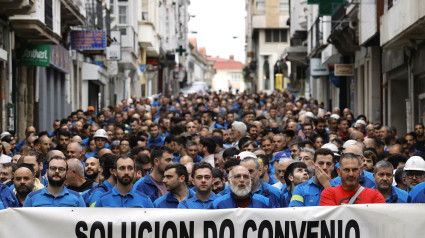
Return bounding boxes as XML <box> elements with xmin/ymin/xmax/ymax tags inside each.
<box><xmin>24</xmin><ymin>156</ymin><xmax>85</xmax><ymax>207</ymax></box>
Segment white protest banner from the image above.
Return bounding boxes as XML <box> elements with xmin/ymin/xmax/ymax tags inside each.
<box><xmin>0</xmin><ymin>204</ymin><xmax>424</xmax><ymax>238</ymax></box>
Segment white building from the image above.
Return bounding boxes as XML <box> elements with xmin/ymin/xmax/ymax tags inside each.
<box><xmin>208</xmin><ymin>56</ymin><xmax>245</xmax><ymax>93</ymax></box>
<box><xmin>245</xmin><ymin>0</ymin><xmax>291</xmax><ymax>93</ymax></box>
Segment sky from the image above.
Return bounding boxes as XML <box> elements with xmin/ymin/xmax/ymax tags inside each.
<box><xmin>188</xmin><ymin>0</ymin><xmax>246</xmax><ymax>63</ymax></box>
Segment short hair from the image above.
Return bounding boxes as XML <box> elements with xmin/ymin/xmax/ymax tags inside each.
<box><xmin>387</xmin><ymin>154</ymin><xmax>408</xmax><ymax>169</ymax></box>
<box><xmin>394</xmin><ymin>166</ymin><xmax>406</xmax><ymax>185</ymax></box>
<box><xmin>200</xmin><ymin>138</ymin><xmax>216</xmax><ymax>154</ymax></box>
<box><xmin>114</xmin><ymin>155</ymin><xmax>134</xmax><ymax>169</ymax></box>
<box><xmin>363</xmin><ymin>148</ymin><xmax>379</xmax><ymax>166</ymax></box>
<box><xmin>339</xmin><ymin>153</ymin><xmax>360</xmax><ymax>166</ymax></box>
<box><xmin>101</xmin><ymin>153</ymin><xmax>119</xmax><ymax>179</ymax></box>
<box><xmin>374</xmin><ymin>160</ymin><xmax>394</xmax><ymax>174</ymax></box>
<box><xmin>212</xmin><ymin>168</ymin><xmax>224</xmax><ymax>179</ymax></box>
<box><xmin>284</xmin><ymin>162</ymin><xmax>307</xmax><ymax>190</ymax></box>
<box><xmin>192</xmin><ymin>162</ymin><xmax>213</xmax><ymax>177</ymax></box>
<box><xmin>300</xmin><ymin>147</ymin><xmax>315</xmax><ymax>157</ymax></box>
<box><xmin>337</xmin><ymin>117</ymin><xmax>348</xmax><ymax>125</ymax></box>
<box><xmin>240</xmin><ymin>156</ymin><xmax>261</xmax><ymax>170</ymax></box>
<box><xmin>186</xmin><ymin>141</ymin><xmax>198</xmax><ymax>148</ymax></box>
<box><xmin>48</xmin><ymin>156</ymin><xmax>68</xmax><ymax>170</ymax></box>
<box><xmin>223</xmin><ymin>159</ymin><xmax>241</xmax><ymax>171</ymax></box>
<box><xmin>313</xmin><ymin>148</ymin><xmax>334</xmax><ymax>162</ymax></box>
<box><xmin>2</xmin><ymin>162</ymin><xmax>18</xmax><ymax>173</ymax></box>
<box><xmin>222</xmin><ymin>147</ymin><xmax>240</xmax><ymax>160</ymax></box>
<box><xmin>129</xmin><ymin>118</ymin><xmax>140</xmax><ymax>124</ymax></box>
<box><xmin>17</xmin><ymin>164</ymin><xmax>35</xmax><ymax>175</ymax></box>
<box><xmin>232</xmin><ymin>121</ymin><xmax>247</xmax><ymax>137</ymax></box>
<box><xmin>19</xmin><ymin>151</ymin><xmax>43</xmax><ymax>165</ymax></box>
<box><xmin>151</xmin><ymin>146</ymin><xmax>173</xmax><ymax>164</ymax></box>
<box><xmin>165</xmin><ymin>163</ymin><xmax>189</xmax><ymax>184</ymax></box>
<box><xmin>57</xmin><ymin>129</ymin><xmax>71</xmax><ymax>138</ymax></box>
<box><xmin>67</xmin><ymin>159</ymin><xmax>84</xmax><ymax>176</ymax></box>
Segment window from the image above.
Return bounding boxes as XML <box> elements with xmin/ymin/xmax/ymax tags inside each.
<box><xmin>265</xmin><ymin>29</ymin><xmax>288</xmax><ymax>43</ymax></box>
<box><xmin>279</xmin><ymin>0</ymin><xmax>289</xmax><ymax>14</ymax></box>
<box><xmin>255</xmin><ymin>0</ymin><xmax>265</xmax><ymax>14</ymax></box>
<box><xmin>118</xmin><ymin>5</ymin><xmax>128</xmax><ymax>24</ymax></box>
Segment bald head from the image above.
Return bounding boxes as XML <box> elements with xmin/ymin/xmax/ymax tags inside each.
<box><xmin>98</xmin><ymin>148</ymin><xmax>112</xmax><ymax>158</ymax></box>
<box><xmin>179</xmin><ymin>155</ymin><xmax>193</xmax><ymax>165</ymax></box>
<box><xmin>344</xmin><ymin>144</ymin><xmax>362</xmax><ymax>156</ymax></box>
<box><xmin>388</xmin><ymin>144</ymin><xmax>403</xmax><ymax>155</ymax></box>
<box><xmin>350</xmin><ymin>131</ymin><xmax>364</xmax><ymax>142</ymax></box>
<box><xmin>67</xmin><ymin>158</ymin><xmax>84</xmax><ymax>177</ymax></box>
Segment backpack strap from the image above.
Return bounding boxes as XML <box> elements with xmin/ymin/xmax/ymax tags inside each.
<box><xmin>348</xmin><ymin>186</ymin><xmax>364</xmax><ymax>204</ymax></box>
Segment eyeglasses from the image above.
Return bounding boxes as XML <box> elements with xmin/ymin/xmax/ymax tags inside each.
<box><xmin>49</xmin><ymin>166</ymin><xmax>66</xmax><ymax>172</ymax></box>
<box><xmin>0</xmin><ymin>172</ymin><xmax>11</xmax><ymax>176</ymax></box>
<box><xmin>231</xmin><ymin>174</ymin><xmax>250</xmax><ymax>180</ymax></box>
<box><xmin>406</xmin><ymin>171</ymin><xmax>425</xmax><ymax>179</ymax></box>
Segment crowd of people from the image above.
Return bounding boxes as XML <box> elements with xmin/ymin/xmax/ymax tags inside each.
<box><xmin>1</xmin><ymin>89</ymin><xmax>425</xmax><ymax>210</ymax></box>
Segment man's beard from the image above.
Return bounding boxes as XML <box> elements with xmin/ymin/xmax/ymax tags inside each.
<box><xmin>85</xmin><ymin>170</ymin><xmax>99</xmax><ymax>180</ymax></box>
<box><xmin>16</xmin><ymin>184</ymin><xmax>34</xmax><ymax>197</ymax></box>
<box><xmin>48</xmin><ymin>174</ymin><xmax>66</xmax><ymax>187</ymax></box>
<box><xmin>229</xmin><ymin>181</ymin><xmax>251</xmax><ymax>197</ymax></box>
<box><xmin>118</xmin><ymin>174</ymin><xmax>133</xmax><ymax>186</ymax></box>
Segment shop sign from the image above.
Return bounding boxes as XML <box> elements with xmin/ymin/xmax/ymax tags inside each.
<box><xmin>335</xmin><ymin>64</ymin><xmax>354</xmax><ymax>76</ymax></box>
<box><xmin>310</xmin><ymin>58</ymin><xmax>329</xmax><ymax>76</ymax></box>
<box><xmin>50</xmin><ymin>45</ymin><xmax>70</xmax><ymax>74</ymax></box>
<box><xmin>18</xmin><ymin>45</ymin><xmax>50</xmax><ymax>67</ymax></box>
<box><xmin>70</xmin><ymin>31</ymin><xmax>106</xmax><ymax>50</ymax></box>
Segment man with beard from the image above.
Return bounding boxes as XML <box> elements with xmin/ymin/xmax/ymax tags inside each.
<box><xmin>212</xmin><ymin>166</ymin><xmax>272</xmax><ymax>208</ymax></box>
<box><xmin>95</xmin><ymin>156</ymin><xmax>153</xmax><ymax>208</ymax></box>
<box><xmin>18</xmin><ymin>151</ymin><xmax>48</xmax><ymax>186</ymax></box>
<box><xmin>178</xmin><ymin>162</ymin><xmax>216</xmax><ymax>209</ymax></box>
<box><xmin>147</xmin><ymin>123</ymin><xmax>165</xmax><ymax>147</ymax></box>
<box><xmin>55</xmin><ymin>129</ymin><xmax>71</xmax><ymax>154</ymax></box>
<box><xmin>24</xmin><ymin>156</ymin><xmax>85</xmax><ymax>207</ymax></box>
<box><xmin>404</xmin><ymin>156</ymin><xmax>425</xmax><ymax>193</ymax></box>
<box><xmin>212</xmin><ymin>168</ymin><xmax>225</xmax><ymax>194</ymax></box>
<box><xmin>13</xmin><ymin>165</ymin><xmax>44</xmax><ymax>206</ymax></box>
<box><xmin>186</xmin><ymin>122</ymin><xmax>198</xmax><ymax>136</ymax></box>
<box><xmin>154</xmin><ymin>164</ymin><xmax>194</xmax><ymax>208</ymax></box>
<box><xmin>85</xmin><ymin>154</ymin><xmax>118</xmax><ymax>207</ymax></box>
<box><xmin>135</xmin><ymin>146</ymin><xmax>174</xmax><ymax>202</ymax></box>
<box><xmin>237</xmin><ymin>152</ymin><xmax>281</xmax><ymax>207</ymax></box>
<box><xmin>186</xmin><ymin>142</ymin><xmax>202</xmax><ymax>163</ymax></box>
<box><xmin>85</xmin><ymin>157</ymin><xmax>101</xmax><ymax>184</ymax></box>
<box><xmin>315</xmin><ymin>118</ymin><xmax>329</xmax><ymax>143</ymax></box>
<box><xmin>320</xmin><ymin>153</ymin><xmax>385</xmax><ymax>205</ymax></box>
<box><xmin>372</xmin><ymin>160</ymin><xmax>407</xmax><ymax>203</ymax></box>
<box><xmin>282</xmin><ymin>162</ymin><xmax>309</xmax><ymax>207</ymax></box>
<box><xmin>65</xmin><ymin>159</ymin><xmax>98</xmax><ymax>193</ymax></box>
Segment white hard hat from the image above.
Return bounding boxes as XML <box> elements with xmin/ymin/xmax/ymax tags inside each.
<box><xmin>93</xmin><ymin>129</ymin><xmax>108</xmax><ymax>139</ymax></box>
<box><xmin>355</xmin><ymin>119</ymin><xmax>366</xmax><ymax>127</ymax></box>
<box><xmin>321</xmin><ymin>143</ymin><xmax>340</xmax><ymax>157</ymax></box>
<box><xmin>343</xmin><ymin>139</ymin><xmax>357</xmax><ymax>149</ymax></box>
<box><xmin>238</xmin><ymin>151</ymin><xmax>257</xmax><ymax>160</ymax></box>
<box><xmin>330</xmin><ymin>114</ymin><xmax>340</xmax><ymax>120</ymax></box>
<box><xmin>404</xmin><ymin>156</ymin><xmax>425</xmax><ymax>172</ymax></box>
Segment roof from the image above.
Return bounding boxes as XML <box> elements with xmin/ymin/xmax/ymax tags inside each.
<box><xmin>207</xmin><ymin>56</ymin><xmax>244</xmax><ymax>70</ymax></box>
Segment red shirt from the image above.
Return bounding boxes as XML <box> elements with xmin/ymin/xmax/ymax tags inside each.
<box><xmin>320</xmin><ymin>185</ymin><xmax>386</xmax><ymax>206</ymax></box>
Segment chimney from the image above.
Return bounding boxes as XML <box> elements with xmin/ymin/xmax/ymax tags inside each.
<box><xmin>229</xmin><ymin>55</ymin><xmax>234</xmax><ymax>60</ymax></box>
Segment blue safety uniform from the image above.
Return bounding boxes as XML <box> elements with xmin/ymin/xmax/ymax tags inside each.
<box><xmin>408</xmin><ymin>181</ymin><xmax>425</xmax><ymax>203</ymax></box>
<box><xmin>289</xmin><ymin>177</ymin><xmax>340</xmax><ymax>207</ymax></box>
<box><xmin>211</xmin><ymin>192</ymin><xmax>271</xmax><ymax>209</ymax></box>
<box><xmin>154</xmin><ymin>189</ymin><xmax>195</xmax><ymax>208</ymax></box>
<box><xmin>84</xmin><ymin>180</ymin><xmax>114</xmax><ymax>207</ymax></box>
<box><xmin>147</xmin><ymin>136</ymin><xmax>165</xmax><ymax>147</ymax></box>
<box><xmin>0</xmin><ymin>183</ymin><xmax>19</xmax><ymax>209</ymax></box>
<box><xmin>371</xmin><ymin>185</ymin><xmax>407</xmax><ymax>203</ymax></box>
<box><xmin>177</xmin><ymin>192</ymin><xmax>216</xmax><ymax>209</ymax></box>
<box><xmin>135</xmin><ymin>174</ymin><xmax>160</xmax><ymax>202</ymax></box>
<box><xmin>94</xmin><ymin>186</ymin><xmax>154</xmax><ymax>208</ymax></box>
<box><xmin>23</xmin><ymin>186</ymin><xmax>85</xmax><ymax>207</ymax></box>
<box><xmin>219</xmin><ymin>180</ymin><xmax>281</xmax><ymax>207</ymax></box>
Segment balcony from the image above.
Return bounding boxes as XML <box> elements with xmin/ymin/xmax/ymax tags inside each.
<box><xmin>0</xmin><ymin>0</ymin><xmax>34</xmax><ymax>16</ymax></box>
<box><xmin>380</xmin><ymin>0</ymin><xmax>425</xmax><ymax>49</ymax></box>
<box><xmin>9</xmin><ymin>0</ymin><xmax>61</xmax><ymax>44</ymax></box>
<box><xmin>118</xmin><ymin>26</ymin><xmax>138</xmax><ymax>71</ymax></box>
<box><xmin>61</xmin><ymin>0</ymin><xmax>86</xmax><ymax>27</ymax></box>
<box><xmin>138</xmin><ymin>22</ymin><xmax>159</xmax><ymax>56</ymax></box>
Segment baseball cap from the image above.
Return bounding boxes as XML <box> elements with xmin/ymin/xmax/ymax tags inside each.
<box><xmin>273</xmin><ymin>151</ymin><xmax>292</xmax><ymax>162</ymax></box>
<box><xmin>321</xmin><ymin>143</ymin><xmax>340</xmax><ymax>157</ymax></box>
<box><xmin>238</xmin><ymin>151</ymin><xmax>257</xmax><ymax>160</ymax></box>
